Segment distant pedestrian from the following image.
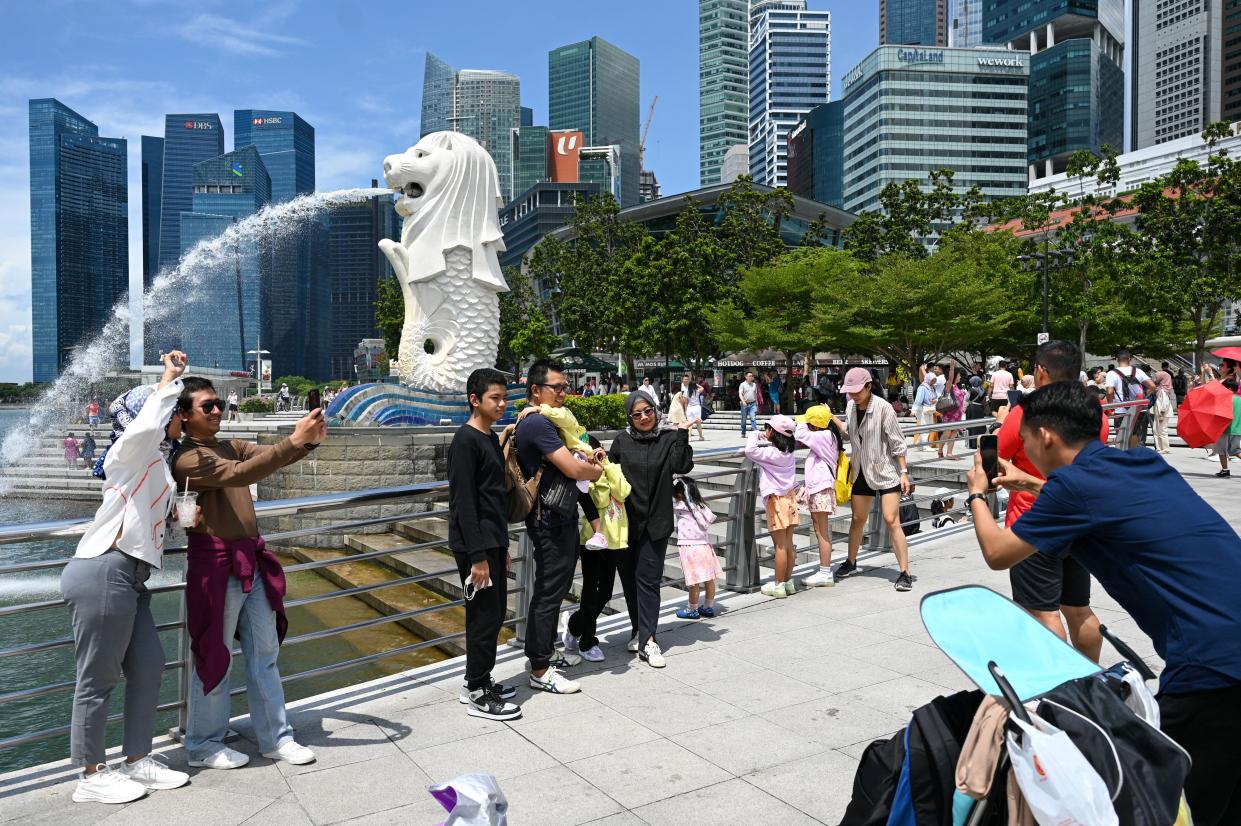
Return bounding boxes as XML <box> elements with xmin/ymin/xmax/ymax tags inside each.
<box><xmin>912</xmin><ymin>367</ymin><xmax>938</xmax><ymax>450</ymax></box>
<box><xmin>1213</xmin><ymin>377</ymin><xmax>1241</xmax><ymax>478</ymax></box>
<box><xmin>989</xmin><ymin>361</ymin><xmax>1015</xmax><ymax>416</ymax></box>
<box><xmin>937</xmin><ymin>366</ymin><xmax>965</xmax><ymax>458</ymax></box>
<box><xmin>638</xmin><ymin>377</ymin><xmax>659</xmax><ymax>407</ymax></box>
<box><xmin>1153</xmin><ymin>364</ymin><xmax>1175</xmax><ymax>454</ymax></box>
<box><xmin>672</xmin><ymin>477</ymin><xmax>722</xmax><ymax>619</ymax></box>
<box><xmin>746</xmin><ymin>415</ymin><xmax>800</xmax><ymax>599</ymax></box>
<box><xmin>64</xmin><ymin>433</ymin><xmax>80</xmax><ymax>467</ymax></box>
<box><xmin>278</xmin><ymin>383</ymin><xmax>291</xmax><ymax>412</ymax></box>
<box><xmin>1106</xmin><ymin>349</ymin><xmax>1157</xmax><ymax>448</ymax></box>
<box><xmin>768</xmin><ymin>372</ymin><xmax>783</xmax><ymax>415</ymax></box>
<box><xmin>226</xmin><ymin>390</ymin><xmax>239</xmax><ymax>422</ymax></box>
<box><xmin>80</xmin><ymin>432</ymin><xmax>96</xmax><ymax>470</ymax></box>
<box><xmin>966</xmin><ymin>375</ymin><xmax>987</xmax><ymax>449</ymax></box>
<box><xmin>86</xmin><ymin>400</ymin><xmax>100</xmax><ymax>427</ymax></box>
<box><xmin>448</xmin><ymin>368</ymin><xmax>521</xmax><ymax>720</ymax></box>
<box><xmin>738</xmin><ymin>371</ymin><xmax>759</xmax><ymax>435</ymax></box>
<box><xmin>1173</xmin><ymin>367</ymin><xmax>1189</xmax><ymax>404</ymax></box>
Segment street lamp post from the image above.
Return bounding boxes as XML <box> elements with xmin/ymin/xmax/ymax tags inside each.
<box><xmin>1017</xmin><ymin>232</ymin><xmax>1072</xmax><ymax>341</ymax></box>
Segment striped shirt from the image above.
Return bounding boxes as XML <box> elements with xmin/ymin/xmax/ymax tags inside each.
<box><xmin>844</xmin><ymin>394</ymin><xmax>907</xmax><ymax>490</ymax></box>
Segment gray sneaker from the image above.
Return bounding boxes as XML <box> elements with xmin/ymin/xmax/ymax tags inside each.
<box><xmin>895</xmin><ymin>571</ymin><xmax>913</xmax><ymax>592</ymax></box>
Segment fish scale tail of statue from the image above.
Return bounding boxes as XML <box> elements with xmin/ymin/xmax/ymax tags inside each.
<box><xmin>379</xmin><ymin>131</ymin><xmax>509</xmax><ymax>395</ymax></box>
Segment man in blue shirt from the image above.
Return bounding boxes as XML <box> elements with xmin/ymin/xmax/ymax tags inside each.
<box><xmin>965</xmin><ymin>381</ymin><xmax>1241</xmax><ymax>825</ymax></box>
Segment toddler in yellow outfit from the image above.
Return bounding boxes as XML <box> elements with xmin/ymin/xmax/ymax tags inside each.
<box><xmin>539</xmin><ymin>405</ymin><xmax>631</xmax><ymax>550</ymax></box>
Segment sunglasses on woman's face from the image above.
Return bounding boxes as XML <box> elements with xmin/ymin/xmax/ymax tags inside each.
<box><xmin>197</xmin><ymin>399</ymin><xmax>227</xmax><ymax>414</ymax></box>
<box><xmin>630</xmin><ymin>408</ymin><xmax>657</xmax><ymax>420</ymax></box>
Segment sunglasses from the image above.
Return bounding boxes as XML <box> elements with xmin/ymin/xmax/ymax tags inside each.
<box><xmin>630</xmin><ymin>408</ymin><xmax>657</xmax><ymax>420</ymax></box>
<box><xmin>196</xmin><ymin>399</ymin><xmax>227</xmax><ymax>414</ymax></box>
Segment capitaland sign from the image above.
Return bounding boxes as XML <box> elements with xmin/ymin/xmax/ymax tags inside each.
<box><xmin>977</xmin><ymin>56</ymin><xmax>1025</xmax><ymax>68</ymax></box>
<box><xmin>183</xmin><ymin>121</ymin><xmax>215</xmax><ymax>130</ymax></box>
<box><xmin>896</xmin><ymin>48</ymin><xmax>944</xmax><ymax>64</ymax></box>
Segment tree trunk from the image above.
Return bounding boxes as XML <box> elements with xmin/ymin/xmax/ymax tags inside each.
<box><xmin>623</xmin><ymin>353</ymin><xmax>636</xmax><ymax>385</ymax></box>
<box><xmin>1078</xmin><ymin>321</ymin><xmax>1089</xmax><ymax>357</ymax></box>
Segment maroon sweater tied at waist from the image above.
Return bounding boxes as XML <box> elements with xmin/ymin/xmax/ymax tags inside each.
<box><xmin>186</xmin><ymin>533</ymin><xmax>288</xmax><ymax>694</ymax></box>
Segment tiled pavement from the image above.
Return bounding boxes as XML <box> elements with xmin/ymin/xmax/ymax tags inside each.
<box><xmin>1</xmin><ymin>449</ymin><xmax>1218</xmax><ymax>826</ymax></box>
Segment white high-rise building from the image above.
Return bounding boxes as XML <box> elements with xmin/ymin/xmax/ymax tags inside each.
<box><xmin>748</xmin><ymin>0</ymin><xmax>831</xmax><ymax>187</ymax></box>
<box><xmin>1130</xmin><ymin>0</ymin><xmax>1223</xmax><ymax>149</ymax></box>
<box><xmin>948</xmin><ymin>0</ymin><xmax>984</xmax><ymax>47</ymax></box>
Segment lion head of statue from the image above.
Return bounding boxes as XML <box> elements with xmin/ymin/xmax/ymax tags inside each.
<box><xmin>381</xmin><ymin>131</ymin><xmax>507</xmax><ymax>292</ymax></box>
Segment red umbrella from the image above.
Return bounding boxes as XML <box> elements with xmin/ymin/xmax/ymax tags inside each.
<box><xmin>1210</xmin><ymin>347</ymin><xmax>1241</xmax><ymax>361</ymax></box>
<box><xmin>1177</xmin><ymin>381</ymin><xmax>1235</xmax><ymax>447</ymax></box>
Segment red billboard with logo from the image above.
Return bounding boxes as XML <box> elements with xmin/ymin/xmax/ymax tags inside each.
<box><xmin>548</xmin><ymin>130</ymin><xmax>584</xmax><ymax>182</ymax></box>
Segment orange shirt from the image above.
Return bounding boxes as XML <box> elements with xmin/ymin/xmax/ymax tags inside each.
<box><xmin>996</xmin><ymin>404</ymin><xmax>1110</xmax><ymax>527</ymax></box>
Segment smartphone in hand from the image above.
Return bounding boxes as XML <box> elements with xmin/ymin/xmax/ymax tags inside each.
<box><xmin>979</xmin><ymin>434</ymin><xmax>999</xmax><ymax>491</ymax></box>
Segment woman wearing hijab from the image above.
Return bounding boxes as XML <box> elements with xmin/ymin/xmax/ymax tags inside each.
<box><xmin>607</xmin><ymin>391</ymin><xmax>695</xmax><ymax>668</ymax></box>
<box><xmin>965</xmin><ymin>375</ymin><xmax>987</xmax><ymax>449</ymax></box>
<box><xmin>60</xmin><ymin>352</ymin><xmax>193</xmax><ymax>804</ymax></box>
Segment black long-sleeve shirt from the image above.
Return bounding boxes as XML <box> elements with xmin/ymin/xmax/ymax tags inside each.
<box><xmin>447</xmin><ymin>425</ymin><xmax>509</xmax><ymax>562</ymax></box>
<box><xmin>608</xmin><ymin>428</ymin><xmax>694</xmax><ymax>542</ymax></box>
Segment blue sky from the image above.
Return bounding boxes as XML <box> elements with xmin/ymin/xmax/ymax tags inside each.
<box><xmin>0</xmin><ymin>0</ymin><xmax>879</xmax><ymax>383</ymax></box>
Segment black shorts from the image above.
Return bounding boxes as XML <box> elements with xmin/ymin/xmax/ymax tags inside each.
<box><xmin>852</xmin><ymin>474</ymin><xmax>901</xmax><ymax>498</ymax></box>
<box><xmin>1009</xmin><ymin>551</ymin><xmax>1091</xmax><ymax>612</ymax></box>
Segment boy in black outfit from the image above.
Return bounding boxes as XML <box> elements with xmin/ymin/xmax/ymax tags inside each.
<box><xmin>448</xmin><ymin>368</ymin><xmax>521</xmax><ymax>720</ymax></box>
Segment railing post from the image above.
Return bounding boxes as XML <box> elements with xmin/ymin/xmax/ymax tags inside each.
<box><xmin>725</xmin><ymin>460</ymin><xmax>760</xmax><ymax>592</ymax></box>
<box><xmin>176</xmin><ymin>591</ymin><xmax>190</xmax><ymax>738</ymax></box>
<box><xmin>511</xmin><ymin>531</ymin><xmax>532</xmax><ymax>646</ymax></box>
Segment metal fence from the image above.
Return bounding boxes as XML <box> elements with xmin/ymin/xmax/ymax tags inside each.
<box><xmin>0</xmin><ymin>400</ymin><xmax>1151</xmax><ymax>763</ymax></box>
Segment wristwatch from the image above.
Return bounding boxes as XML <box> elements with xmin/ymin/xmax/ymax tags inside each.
<box><xmin>966</xmin><ymin>492</ymin><xmax>988</xmax><ymax>507</ymax></box>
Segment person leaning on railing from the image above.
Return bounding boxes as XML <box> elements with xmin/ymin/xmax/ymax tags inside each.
<box><xmin>172</xmin><ymin>377</ymin><xmax>326</xmax><ymax>771</ymax></box>
<box><xmin>60</xmin><ymin>351</ymin><xmax>192</xmax><ymax>804</ymax></box>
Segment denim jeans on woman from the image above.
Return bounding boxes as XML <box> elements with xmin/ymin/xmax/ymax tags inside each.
<box><xmin>185</xmin><ymin>575</ymin><xmax>293</xmax><ymax>759</ymax></box>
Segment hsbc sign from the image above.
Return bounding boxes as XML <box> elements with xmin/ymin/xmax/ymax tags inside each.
<box><xmin>184</xmin><ymin>121</ymin><xmax>215</xmax><ymax>130</ymax></box>
<box><xmin>252</xmin><ymin>116</ymin><xmax>284</xmax><ymax>126</ymax></box>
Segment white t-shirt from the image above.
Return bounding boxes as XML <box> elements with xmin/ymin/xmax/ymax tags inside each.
<box><xmin>1107</xmin><ymin>366</ymin><xmax>1150</xmax><ymax>402</ymax></box>
<box><xmin>989</xmin><ymin>369</ymin><xmax>1014</xmax><ymax>399</ymax></box>
<box><xmin>739</xmin><ymin>380</ymin><xmax>758</xmax><ymax>404</ymax></box>
<box><xmin>934</xmin><ymin>374</ymin><xmax>946</xmax><ymax>394</ymax></box>
<box><xmin>639</xmin><ymin>384</ymin><xmax>659</xmax><ymax>404</ymax></box>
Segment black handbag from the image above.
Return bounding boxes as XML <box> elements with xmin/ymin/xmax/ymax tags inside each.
<box><xmin>538</xmin><ymin>470</ymin><xmax>580</xmax><ymax>518</ymax></box>
<box><xmin>935</xmin><ymin>389</ymin><xmax>960</xmax><ymax>414</ymax></box>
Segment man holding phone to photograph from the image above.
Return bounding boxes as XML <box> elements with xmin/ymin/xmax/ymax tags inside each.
<box><xmin>994</xmin><ymin>340</ymin><xmax>1109</xmax><ymax>659</ymax></box>
<box><xmin>173</xmin><ymin>378</ymin><xmax>326</xmax><ymax>770</ymax></box>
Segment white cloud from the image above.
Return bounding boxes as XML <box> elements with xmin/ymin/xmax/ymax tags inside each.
<box><xmin>171</xmin><ymin>5</ymin><xmax>308</xmax><ymax>58</ymax></box>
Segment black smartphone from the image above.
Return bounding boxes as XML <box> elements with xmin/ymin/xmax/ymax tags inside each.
<box><xmin>307</xmin><ymin>388</ymin><xmax>321</xmax><ymax>412</ymax></box>
<box><xmin>979</xmin><ymin>434</ymin><xmax>999</xmax><ymax>491</ymax></box>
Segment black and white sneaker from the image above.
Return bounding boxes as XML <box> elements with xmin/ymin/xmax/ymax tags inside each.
<box><xmin>895</xmin><ymin>571</ymin><xmax>913</xmax><ymax>592</ymax></box>
<box><xmin>549</xmin><ymin>650</ymin><xmax>582</xmax><ymax>668</ymax></box>
<box><xmin>834</xmin><ymin>559</ymin><xmax>860</xmax><ymax>580</ymax></box>
<box><xmin>466</xmin><ymin>688</ymin><xmax>522</xmax><ymax>721</ymax></box>
<box><xmin>458</xmin><ymin>680</ymin><xmax>518</xmax><ymax>704</ymax></box>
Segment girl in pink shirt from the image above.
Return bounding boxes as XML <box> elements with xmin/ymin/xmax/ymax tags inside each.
<box><xmin>672</xmin><ymin>477</ymin><xmax>723</xmax><ymax>619</ymax></box>
<box><xmin>744</xmin><ymin>414</ymin><xmax>799</xmax><ymax>599</ymax></box>
<box><xmin>795</xmin><ymin>405</ymin><xmax>845</xmax><ymax>587</ymax></box>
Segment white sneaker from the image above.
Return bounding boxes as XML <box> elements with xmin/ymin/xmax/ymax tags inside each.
<box><xmin>550</xmin><ymin>649</ymin><xmax>582</xmax><ymax>667</ymax></box>
<box><xmin>626</xmin><ymin>637</ymin><xmax>640</xmax><ymax>653</ymax></box>
<box><xmin>760</xmin><ymin>581</ymin><xmax>779</xmax><ymax>597</ymax></box>
<box><xmin>783</xmin><ymin>579</ymin><xmax>797</xmax><ymax>595</ymax></box>
<box><xmin>262</xmin><ymin>740</ymin><xmax>316</xmax><ymax>765</ymax></box>
<box><xmin>72</xmin><ymin>764</ymin><xmax>147</xmax><ymax>804</ymax></box>
<box><xmin>584</xmin><ymin>531</ymin><xmax>608</xmax><ymax>550</ymax></box>
<box><xmin>117</xmin><ymin>754</ymin><xmax>189</xmax><ymax>790</ymax></box>
<box><xmin>529</xmin><ymin>667</ymin><xmax>581</xmax><ymax>694</ymax></box>
<box><xmin>640</xmin><ymin>640</ymin><xmax>666</xmax><ymax>668</ymax></box>
<box><xmin>187</xmin><ymin>745</ymin><xmax>250</xmax><ymax>769</ymax></box>
<box><xmin>562</xmin><ymin>628</ymin><xmax>580</xmax><ymax>653</ymax></box>
<box><xmin>580</xmin><ymin>645</ymin><xmax>605</xmax><ymax>662</ymax></box>
<box><xmin>803</xmin><ymin>570</ymin><xmax>836</xmax><ymax>587</ymax></box>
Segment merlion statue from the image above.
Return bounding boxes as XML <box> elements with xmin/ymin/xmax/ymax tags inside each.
<box><xmin>379</xmin><ymin>131</ymin><xmax>508</xmax><ymax>394</ymax></box>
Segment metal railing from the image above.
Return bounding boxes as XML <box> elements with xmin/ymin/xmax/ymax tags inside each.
<box><xmin>0</xmin><ymin>403</ymin><xmax>1146</xmax><ymax>764</ymax></box>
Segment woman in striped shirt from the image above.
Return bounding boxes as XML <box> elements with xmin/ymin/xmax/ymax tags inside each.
<box><xmin>834</xmin><ymin>367</ymin><xmax>915</xmax><ymax>592</ymax></box>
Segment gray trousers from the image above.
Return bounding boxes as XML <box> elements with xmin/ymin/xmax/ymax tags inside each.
<box><xmin>61</xmin><ymin>550</ymin><xmax>165</xmax><ymax>767</ymax></box>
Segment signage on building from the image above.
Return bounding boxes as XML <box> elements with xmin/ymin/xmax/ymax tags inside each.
<box><xmin>548</xmin><ymin>130</ymin><xmax>584</xmax><ymax>183</ymax></box>
<box><xmin>184</xmin><ymin>121</ymin><xmax>215</xmax><ymax>130</ymax></box>
<box><xmin>231</xmin><ymin>162</ymin><xmax>244</xmax><ymax>178</ymax></box>
<box><xmin>842</xmin><ymin>63</ymin><xmax>867</xmax><ymax>91</ymax></box>
<box><xmin>789</xmin><ymin>120</ymin><xmax>808</xmax><ymax>141</ymax></box>
<box><xmin>252</xmin><ymin>116</ymin><xmax>284</xmax><ymax>125</ymax></box>
<box><xmin>896</xmin><ymin>48</ymin><xmax>944</xmax><ymax>64</ymax></box>
<box><xmin>977</xmin><ymin>56</ymin><xmax>1024</xmax><ymax>68</ymax></box>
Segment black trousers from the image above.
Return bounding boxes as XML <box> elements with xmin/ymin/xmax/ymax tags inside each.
<box><xmin>626</xmin><ymin>534</ymin><xmax>668</xmax><ymax>647</ymax></box>
<box><xmin>1160</xmin><ymin>684</ymin><xmax>1241</xmax><ymax>826</ymax></box>
<box><xmin>453</xmin><ymin>547</ymin><xmax>508</xmax><ymax>691</ymax></box>
<box><xmin>567</xmin><ymin>547</ymin><xmax>638</xmax><ymax>650</ymax></box>
<box><xmin>523</xmin><ymin>520</ymin><xmax>578</xmax><ymax>671</ymax></box>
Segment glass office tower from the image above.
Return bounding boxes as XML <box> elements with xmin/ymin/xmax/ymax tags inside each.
<box><xmin>699</xmin><ymin>0</ymin><xmax>751</xmax><ymax>186</ymax></box>
<box><xmin>787</xmin><ymin>100</ymin><xmax>844</xmax><ymax>208</ymax></box>
<box><xmin>327</xmin><ymin>188</ymin><xmax>400</xmax><ymax>380</ymax></box>
<box><xmin>28</xmin><ymin>98</ymin><xmax>128</xmax><ymax>382</ymax></box>
<box><xmin>549</xmin><ymin>36</ymin><xmax>641</xmax><ymax>206</ymax></box>
<box><xmin>511</xmin><ymin>125</ymin><xmax>550</xmax><ymax>200</ymax></box>
<box><xmin>234</xmin><ymin>110</ymin><xmax>315</xmax><ymax>202</ymax></box>
<box><xmin>421</xmin><ymin>53</ymin><xmax>457</xmax><ymax>137</ymax></box>
<box><xmin>881</xmin><ymin>0</ymin><xmax>948</xmax><ymax>46</ymax></box>
<box><xmin>156</xmin><ymin>114</ymin><xmax>224</xmax><ymax>274</ymax></box>
<box><xmin>140</xmin><ymin>135</ymin><xmax>163</xmax><ymax>289</ymax></box>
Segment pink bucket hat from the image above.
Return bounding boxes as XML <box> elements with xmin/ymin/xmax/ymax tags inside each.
<box><xmin>840</xmin><ymin>367</ymin><xmax>873</xmax><ymax>393</ymax></box>
<box><xmin>767</xmin><ymin>414</ymin><xmax>796</xmax><ymax>436</ymax></box>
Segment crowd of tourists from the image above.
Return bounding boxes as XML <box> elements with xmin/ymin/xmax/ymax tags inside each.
<box><xmin>57</xmin><ymin>343</ymin><xmax>1241</xmax><ymax>823</ymax></box>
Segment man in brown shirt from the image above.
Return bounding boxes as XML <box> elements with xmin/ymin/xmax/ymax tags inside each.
<box><xmin>173</xmin><ymin>377</ymin><xmax>325</xmax><ymax>770</ymax></box>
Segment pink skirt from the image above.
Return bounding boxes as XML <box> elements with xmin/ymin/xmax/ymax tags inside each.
<box><xmin>677</xmin><ymin>544</ymin><xmax>723</xmax><ymax>587</ymax></box>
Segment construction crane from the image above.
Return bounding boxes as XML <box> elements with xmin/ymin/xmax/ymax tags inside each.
<box><xmin>639</xmin><ymin>96</ymin><xmax>658</xmax><ymax>170</ymax></box>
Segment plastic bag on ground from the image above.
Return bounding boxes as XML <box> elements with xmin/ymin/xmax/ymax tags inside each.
<box><xmin>428</xmin><ymin>773</ymin><xmax>508</xmax><ymax>826</ymax></box>
<box><xmin>1006</xmin><ymin>711</ymin><xmax>1119</xmax><ymax>826</ymax></box>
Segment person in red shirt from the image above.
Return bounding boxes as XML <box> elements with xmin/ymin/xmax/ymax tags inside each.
<box><xmin>996</xmin><ymin>340</ymin><xmax>1108</xmax><ymax>661</ymax></box>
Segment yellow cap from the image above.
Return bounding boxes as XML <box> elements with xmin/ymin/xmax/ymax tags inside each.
<box><xmin>797</xmin><ymin>404</ymin><xmax>832</xmax><ymax>429</ymax></box>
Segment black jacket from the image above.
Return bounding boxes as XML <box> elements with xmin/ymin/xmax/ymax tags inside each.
<box><xmin>608</xmin><ymin>428</ymin><xmax>694</xmax><ymax>541</ymax></box>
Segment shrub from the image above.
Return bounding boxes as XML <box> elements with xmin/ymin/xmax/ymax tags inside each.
<box><xmin>239</xmin><ymin>396</ymin><xmax>274</xmax><ymax>414</ymax></box>
<box><xmin>564</xmin><ymin>393</ymin><xmax>628</xmax><ymax>431</ymax></box>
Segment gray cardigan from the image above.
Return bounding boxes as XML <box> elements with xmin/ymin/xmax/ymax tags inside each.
<box><xmin>844</xmin><ymin>394</ymin><xmax>907</xmax><ymax>490</ymax></box>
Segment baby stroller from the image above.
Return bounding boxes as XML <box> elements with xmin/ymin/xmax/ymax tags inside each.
<box><xmin>840</xmin><ymin>585</ymin><xmax>1193</xmax><ymax>826</ymax></box>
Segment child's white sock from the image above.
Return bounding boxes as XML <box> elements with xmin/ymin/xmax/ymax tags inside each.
<box><xmin>819</xmin><ymin>565</ymin><xmax>831</xmax><ymax>576</ymax></box>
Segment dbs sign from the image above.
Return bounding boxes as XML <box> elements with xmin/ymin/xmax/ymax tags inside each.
<box><xmin>548</xmin><ymin>130</ymin><xmax>584</xmax><ymax>182</ymax></box>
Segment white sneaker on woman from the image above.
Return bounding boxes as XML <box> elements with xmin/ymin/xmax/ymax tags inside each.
<box><xmin>188</xmin><ymin>745</ymin><xmax>250</xmax><ymax>770</ymax></box>
<box><xmin>72</xmin><ymin>764</ymin><xmax>147</xmax><ymax>804</ymax></box>
<box><xmin>262</xmin><ymin>741</ymin><xmax>316</xmax><ymax>765</ymax></box>
<box><xmin>640</xmin><ymin>640</ymin><xmax>666</xmax><ymax>668</ymax></box>
<box><xmin>117</xmin><ymin>754</ymin><xmax>189</xmax><ymax>790</ymax></box>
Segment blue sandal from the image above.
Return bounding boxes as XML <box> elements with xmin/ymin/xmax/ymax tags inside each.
<box><xmin>698</xmin><ymin>605</ymin><xmax>716</xmax><ymax>618</ymax></box>
<box><xmin>675</xmin><ymin>607</ymin><xmax>700</xmax><ymax>620</ymax></box>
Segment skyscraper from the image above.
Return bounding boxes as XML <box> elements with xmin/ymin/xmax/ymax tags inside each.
<box><xmin>156</xmin><ymin>114</ymin><xmax>223</xmax><ymax>274</ymax></box>
<box><xmin>171</xmin><ymin>146</ymin><xmax>271</xmax><ymax>372</ymax></box>
<box><xmin>1130</xmin><ymin>0</ymin><xmax>1223</xmax><ymax>149</ymax></box>
<box><xmin>949</xmin><ymin>0</ymin><xmax>984</xmax><ymax>47</ymax></box>
<box><xmin>418</xmin><ymin>55</ymin><xmax>523</xmax><ymax>202</ymax></box>
<box><xmin>984</xmin><ymin>0</ymin><xmax>1123</xmax><ymax>180</ymax></box>
<box><xmin>548</xmin><ymin>36</ymin><xmax>641</xmax><ymax>206</ymax></box>
<box><xmin>787</xmin><ymin>100</ymin><xmax>844</xmax><ymax>208</ymax></box>
<box><xmin>749</xmin><ymin>0</ymin><xmax>831</xmax><ymax>188</ymax></box>
<box><xmin>699</xmin><ymin>0</ymin><xmax>751</xmax><ymax>186</ymax></box>
<box><xmin>140</xmin><ymin>135</ymin><xmax>163</xmax><ymax>289</ymax></box>
<box><xmin>880</xmin><ymin>0</ymin><xmax>948</xmax><ymax>46</ymax></box>
<box><xmin>328</xmin><ymin>184</ymin><xmax>400</xmax><ymax>380</ymax></box>
<box><xmin>28</xmin><ymin>99</ymin><xmax>128</xmax><ymax>382</ymax></box>
<box><xmin>511</xmin><ymin>125</ymin><xmax>550</xmax><ymax>198</ymax></box>
<box><xmin>233</xmin><ymin>110</ymin><xmax>315</xmax><ymax>202</ymax></box>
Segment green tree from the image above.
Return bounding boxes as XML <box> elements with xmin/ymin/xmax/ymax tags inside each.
<box><xmin>496</xmin><ymin>268</ymin><xmax>560</xmax><ymax>376</ymax></box>
<box><xmin>844</xmin><ymin>169</ymin><xmax>982</xmax><ymax>262</ymax></box>
<box><xmin>708</xmin><ymin>248</ymin><xmax>863</xmax><ymax>408</ymax></box>
<box><xmin>714</xmin><ymin>176</ymin><xmax>794</xmax><ymax>271</ymax></box>
<box><xmin>373</xmin><ymin>274</ymin><xmax>404</xmax><ymax>363</ymax></box>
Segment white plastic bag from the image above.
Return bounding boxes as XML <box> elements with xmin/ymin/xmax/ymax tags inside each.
<box><xmin>1006</xmin><ymin>712</ymin><xmax>1119</xmax><ymax>826</ymax></box>
<box><xmin>1118</xmin><ymin>664</ymin><xmax>1161</xmax><ymax>728</ymax></box>
<box><xmin>428</xmin><ymin>773</ymin><xmax>509</xmax><ymax>826</ymax></box>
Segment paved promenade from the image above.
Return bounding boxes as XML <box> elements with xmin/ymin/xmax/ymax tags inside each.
<box><xmin>1</xmin><ymin>448</ymin><xmax>1226</xmax><ymax>825</ymax></box>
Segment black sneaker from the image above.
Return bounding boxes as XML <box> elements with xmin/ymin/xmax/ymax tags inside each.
<box><xmin>458</xmin><ymin>680</ymin><xmax>518</xmax><ymax>705</ymax></box>
<box><xmin>895</xmin><ymin>571</ymin><xmax>913</xmax><ymax>592</ymax></box>
<box><xmin>834</xmin><ymin>560</ymin><xmax>860</xmax><ymax>580</ymax></box>
<box><xmin>466</xmin><ymin>688</ymin><xmax>522</xmax><ymax>721</ymax></box>
<box><xmin>1216</xmin><ymin>469</ymin><xmax>1231</xmax><ymax>478</ymax></box>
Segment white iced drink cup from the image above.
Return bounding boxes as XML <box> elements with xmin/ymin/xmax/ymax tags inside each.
<box><xmin>176</xmin><ymin>491</ymin><xmax>198</xmax><ymax>526</ymax></box>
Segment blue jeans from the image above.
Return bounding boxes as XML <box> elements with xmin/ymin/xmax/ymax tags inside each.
<box><xmin>741</xmin><ymin>402</ymin><xmax>758</xmax><ymax>434</ymax></box>
<box><xmin>185</xmin><ymin>576</ymin><xmax>293</xmax><ymax>758</ymax></box>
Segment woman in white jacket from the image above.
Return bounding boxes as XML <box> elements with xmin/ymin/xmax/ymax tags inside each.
<box><xmin>60</xmin><ymin>352</ymin><xmax>192</xmax><ymax>804</ymax></box>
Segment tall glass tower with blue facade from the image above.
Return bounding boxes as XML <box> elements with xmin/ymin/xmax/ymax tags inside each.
<box><xmin>327</xmin><ymin>186</ymin><xmax>400</xmax><ymax>380</ymax></box>
<box><xmin>549</xmin><ymin>37</ymin><xmax>641</xmax><ymax>206</ymax></box>
<box><xmin>156</xmin><ymin>114</ymin><xmax>224</xmax><ymax>275</ymax></box>
<box><xmin>140</xmin><ymin>136</ymin><xmax>163</xmax><ymax>289</ymax></box>
<box><xmin>881</xmin><ymin>0</ymin><xmax>948</xmax><ymax>46</ymax></box>
<box><xmin>28</xmin><ymin>99</ymin><xmax>128</xmax><ymax>382</ymax></box>
<box><xmin>233</xmin><ymin>110</ymin><xmax>315</xmax><ymax>202</ymax></box>
<box><xmin>949</xmin><ymin>0</ymin><xmax>985</xmax><ymax>47</ymax></box>
<box><xmin>421</xmin><ymin>53</ymin><xmax>457</xmax><ymax>137</ymax></box>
